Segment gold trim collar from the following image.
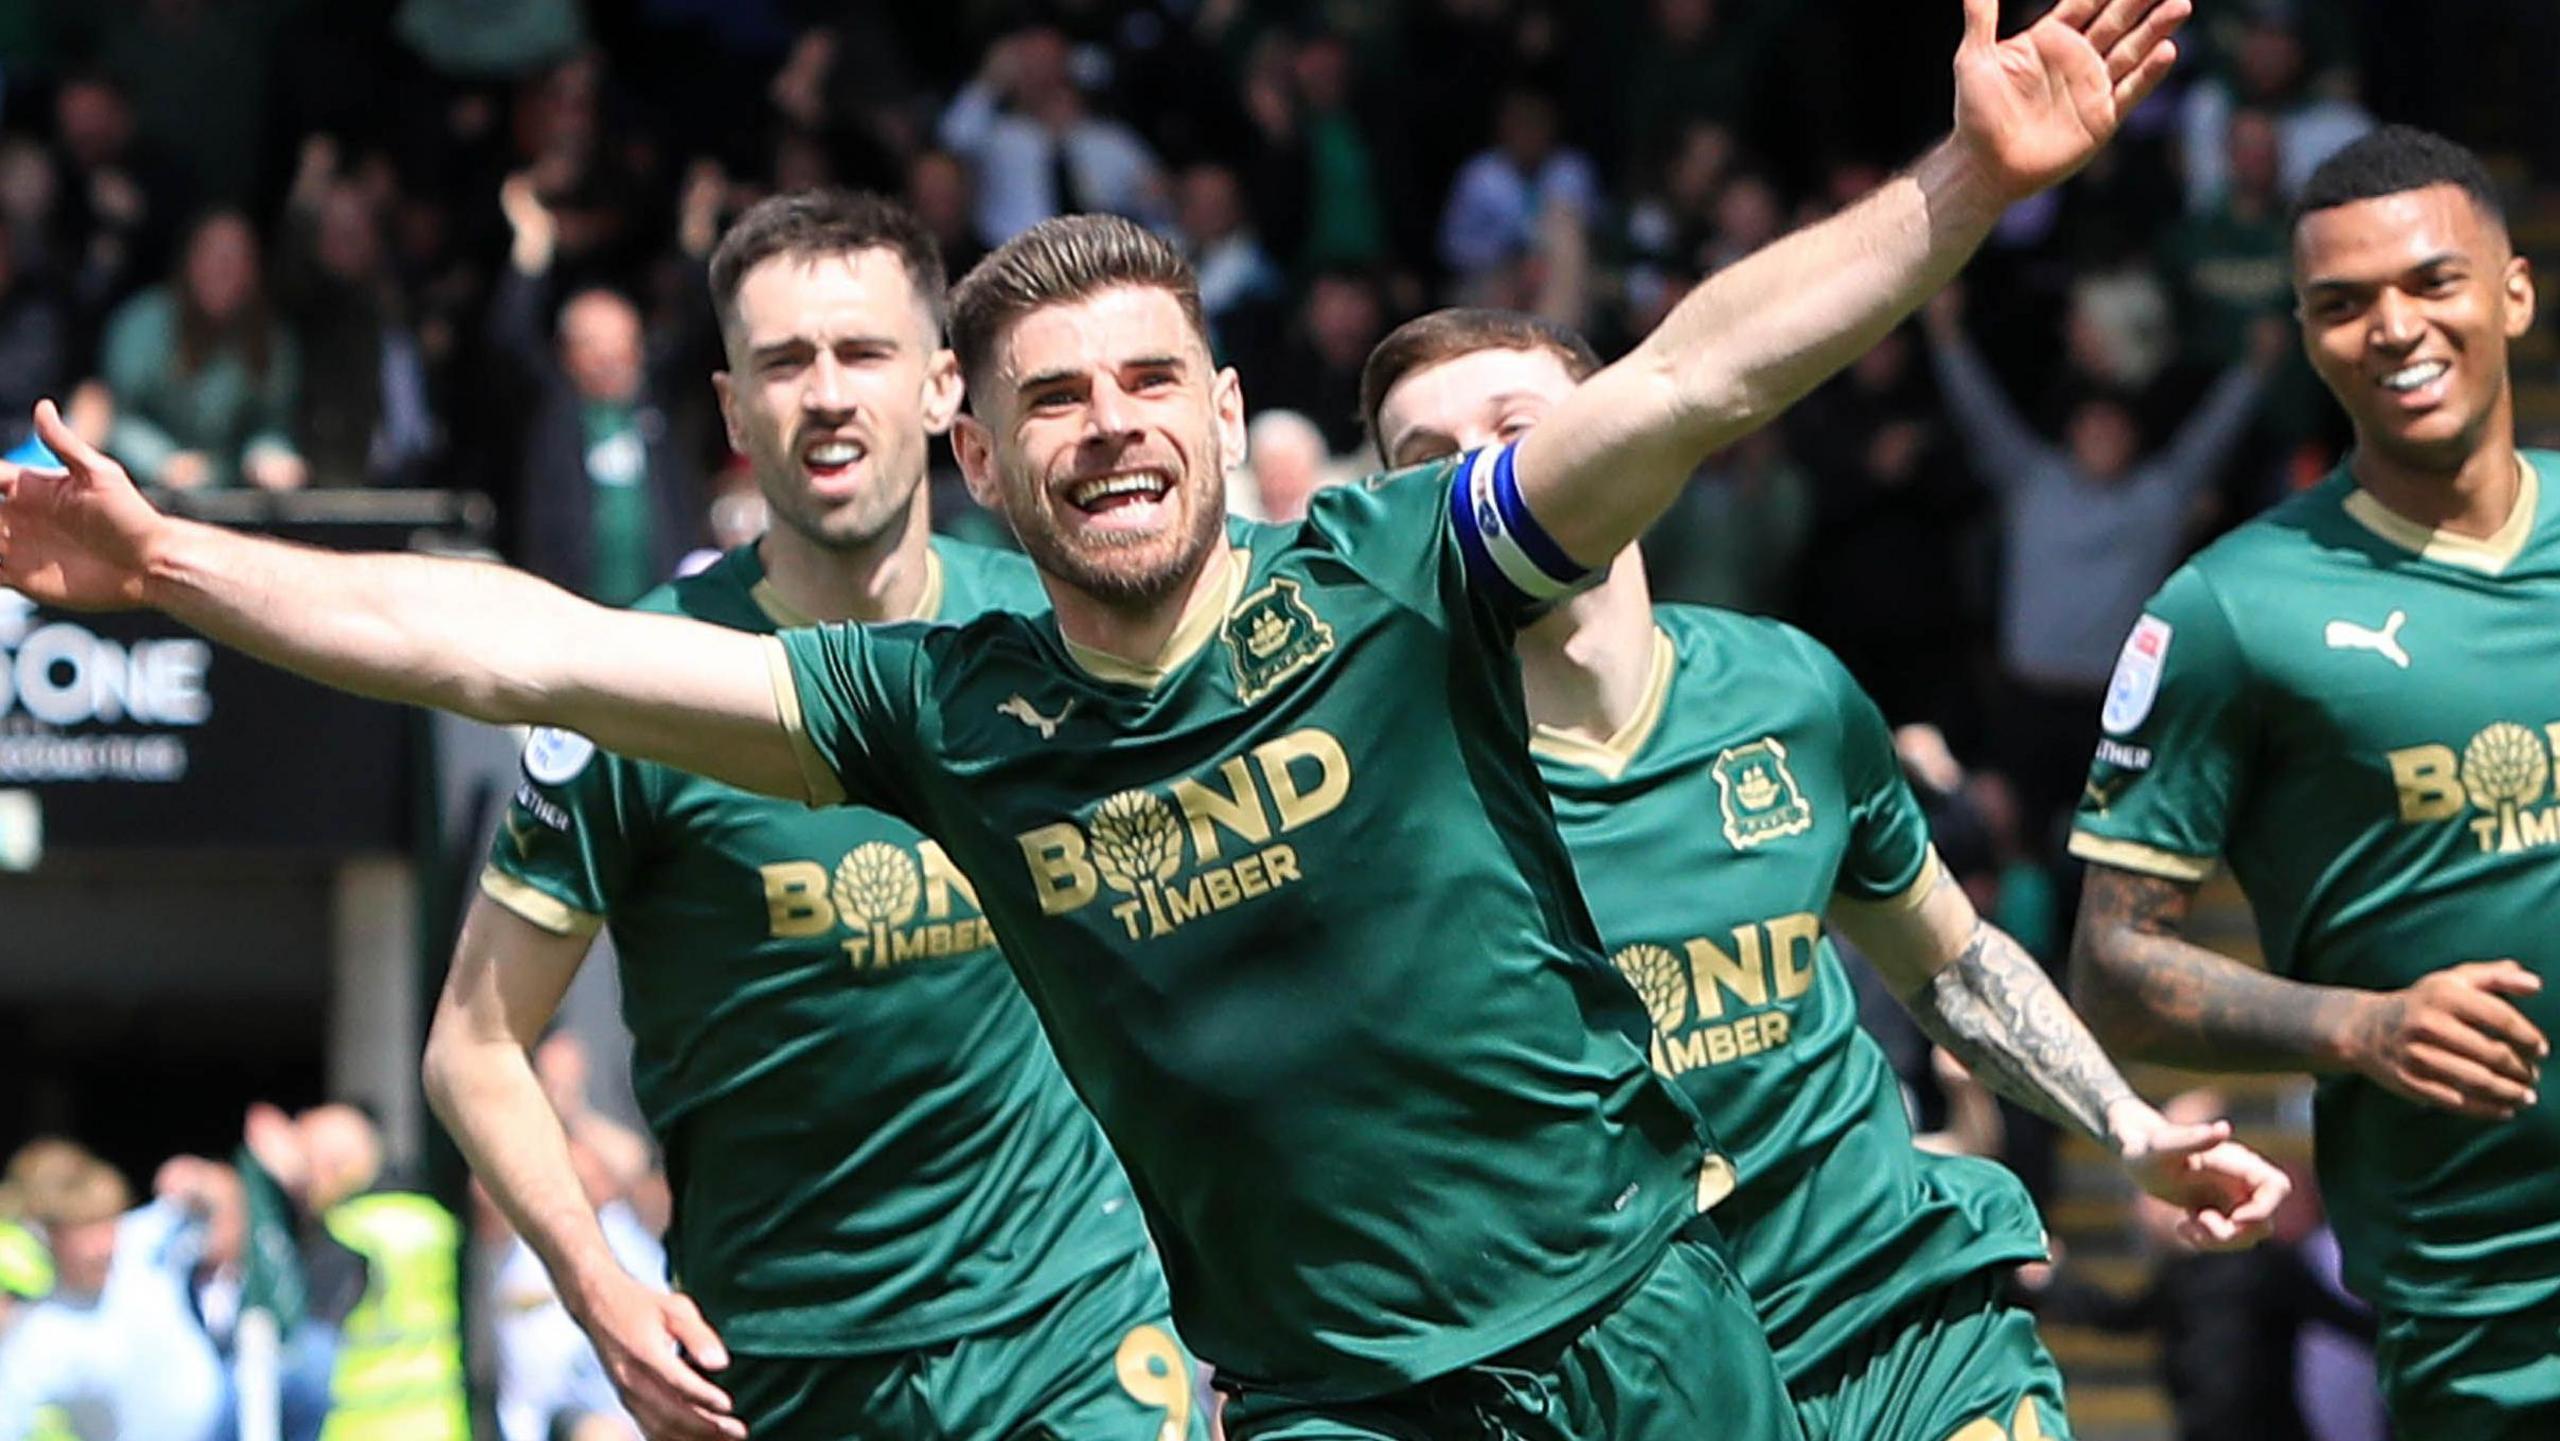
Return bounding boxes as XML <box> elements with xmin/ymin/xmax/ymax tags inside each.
<box><xmin>2343</xmin><ymin>456</ymin><xmax>2539</xmax><ymax>576</ymax></box>
<box><xmin>1529</xmin><ymin>627</ymin><xmax>1677</xmax><ymax>781</ymax></box>
<box><xmin>751</xmin><ymin>548</ymin><xmax>947</xmax><ymax>629</ymax></box>
<box><xmin>1061</xmin><ymin>549</ymin><xmax>1249</xmax><ymax>689</ymax></box>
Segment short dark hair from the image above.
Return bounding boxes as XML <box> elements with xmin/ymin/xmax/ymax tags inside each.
<box><xmin>708</xmin><ymin>189</ymin><xmax>948</xmax><ymax>341</ymax></box>
<box><xmin>1358</xmin><ymin>308</ymin><xmax>1604</xmax><ymax>450</ymax></box>
<box><xmin>947</xmin><ymin>214</ymin><xmax>1206</xmax><ymax>401</ymax></box>
<box><xmin>2291</xmin><ymin>124</ymin><xmax>2506</xmax><ymax>233</ymax></box>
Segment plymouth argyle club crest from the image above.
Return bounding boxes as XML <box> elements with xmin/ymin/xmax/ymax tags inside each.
<box><xmin>1711</xmin><ymin>738</ymin><xmax>1813</xmax><ymax>849</ymax></box>
<box><xmin>1224</xmin><ymin>578</ymin><xmax>1335</xmax><ymax>703</ymax></box>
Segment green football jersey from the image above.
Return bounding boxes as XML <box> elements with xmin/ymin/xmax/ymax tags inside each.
<box><xmin>483</xmin><ymin>537</ymin><xmax>1156</xmax><ymax>1356</ymax></box>
<box><xmin>2073</xmin><ymin>455</ymin><xmax>2560</xmax><ymax>1320</ymax></box>
<box><xmin>1540</xmin><ymin>606</ymin><xmax>2044</xmax><ymax>1378</ymax></box>
<box><xmin>769</xmin><ymin>458</ymin><xmax>1717</xmax><ymax>1400</ymax></box>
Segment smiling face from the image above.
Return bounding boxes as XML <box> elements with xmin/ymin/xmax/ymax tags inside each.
<box><xmin>2294</xmin><ymin>183</ymin><xmax>2533</xmax><ymax>473</ymax></box>
<box><xmin>953</xmin><ymin>284</ymin><xmax>1240</xmax><ymax>608</ymax></box>
<box><xmin>714</xmin><ymin>246</ymin><xmax>958</xmax><ymax>555</ymax></box>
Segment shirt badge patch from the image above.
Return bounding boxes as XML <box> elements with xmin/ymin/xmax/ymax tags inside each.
<box><xmin>1711</xmin><ymin>737</ymin><xmax>1813</xmax><ymax>850</ymax></box>
<box><xmin>2101</xmin><ymin>615</ymin><xmax>2173</xmax><ymax>736</ymax></box>
<box><xmin>523</xmin><ymin>727</ymin><xmax>597</xmax><ymax>785</ymax></box>
<box><xmin>1224</xmin><ymin>577</ymin><xmax>1336</xmax><ymax>704</ymax></box>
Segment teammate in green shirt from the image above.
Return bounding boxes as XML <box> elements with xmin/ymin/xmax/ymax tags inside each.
<box><xmin>422</xmin><ymin>191</ymin><xmax>1196</xmax><ymax>1441</ymax></box>
<box><xmin>1364</xmin><ymin>306</ymin><xmax>2290</xmax><ymax>1441</ymax></box>
<box><xmin>2069</xmin><ymin>126</ymin><xmax>2560</xmax><ymax>1439</ymax></box>
<box><xmin>0</xmin><ymin>2</ymin><xmax>2192</xmax><ymax>1431</ymax></box>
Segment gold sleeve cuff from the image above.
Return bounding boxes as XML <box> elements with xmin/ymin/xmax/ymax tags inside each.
<box><xmin>763</xmin><ymin>635</ymin><xmax>846</xmax><ymax>808</ymax></box>
<box><xmin>479</xmin><ymin>868</ymin><xmax>605</xmax><ymax>938</ymax></box>
<box><xmin>2066</xmin><ymin>831</ymin><xmax>2216</xmax><ymax>882</ymax></box>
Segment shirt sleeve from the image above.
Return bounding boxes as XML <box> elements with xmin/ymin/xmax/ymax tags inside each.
<box><xmin>1810</xmin><ymin>635</ymin><xmax>1936</xmax><ymax>903</ymax></box>
<box><xmin>766</xmin><ymin>621</ymin><xmax>929</xmax><ymax>816</ymax></box>
<box><xmin>1309</xmin><ymin>445</ymin><xmax>1598</xmax><ymax>633</ymax></box>
<box><xmin>2067</xmin><ymin>565</ymin><xmax>2253</xmax><ymax>882</ymax></box>
<box><xmin>479</xmin><ymin>724</ymin><xmax>647</xmax><ymax>938</ymax></box>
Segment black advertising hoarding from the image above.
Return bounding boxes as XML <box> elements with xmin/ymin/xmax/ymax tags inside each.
<box><xmin>0</xmin><ymin>493</ymin><xmax>492</xmax><ymax>852</ymax></box>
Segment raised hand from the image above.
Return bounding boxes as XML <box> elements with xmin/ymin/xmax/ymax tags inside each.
<box><xmin>1950</xmin><ymin>0</ymin><xmax>2190</xmax><ymax>203</ymax></box>
<box><xmin>0</xmin><ymin>399</ymin><xmax>172</xmax><ymax>611</ymax></box>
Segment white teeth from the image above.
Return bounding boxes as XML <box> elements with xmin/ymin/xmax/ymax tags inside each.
<box><xmin>806</xmin><ymin>442</ymin><xmax>859</xmax><ymax>466</ymax></box>
<box><xmin>1070</xmin><ymin>472</ymin><xmax>1170</xmax><ymax>508</ymax></box>
<box><xmin>2383</xmin><ymin>361</ymin><xmax>2448</xmax><ymax>393</ymax></box>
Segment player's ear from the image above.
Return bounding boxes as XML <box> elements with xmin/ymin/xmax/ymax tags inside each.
<box><xmin>922</xmin><ymin>348</ymin><xmax>964</xmax><ymax>436</ymax></box>
<box><xmin>712</xmin><ymin>370</ymin><xmax>747</xmax><ymax>457</ymax></box>
<box><xmin>952</xmin><ymin>412</ymin><xmax>1001</xmax><ymax>509</ymax></box>
<box><xmin>1212</xmin><ymin>365</ymin><xmax>1247</xmax><ymax>473</ymax></box>
<box><xmin>2504</xmin><ymin>255</ymin><xmax>2535</xmax><ymax>339</ymax></box>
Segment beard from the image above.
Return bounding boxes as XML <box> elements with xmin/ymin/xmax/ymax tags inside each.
<box><xmin>1007</xmin><ymin>463</ymin><xmax>1229</xmax><ymax>609</ymax></box>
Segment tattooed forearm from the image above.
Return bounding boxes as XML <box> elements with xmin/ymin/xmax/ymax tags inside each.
<box><xmin>2069</xmin><ymin>866</ymin><xmax>2367</xmax><ymax>1072</ymax></box>
<box><xmin>1904</xmin><ymin>921</ymin><xmax>2138</xmax><ymax>1145</ymax></box>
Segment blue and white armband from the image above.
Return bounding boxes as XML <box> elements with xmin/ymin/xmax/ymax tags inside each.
<box><xmin>1447</xmin><ymin>442</ymin><xmax>1596</xmax><ymax>617</ymax></box>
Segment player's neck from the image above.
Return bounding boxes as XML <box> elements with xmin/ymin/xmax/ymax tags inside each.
<box><xmin>756</xmin><ymin>495</ymin><xmax>938</xmax><ymax>625</ymax></box>
<box><xmin>2351</xmin><ymin>425</ymin><xmax>2525</xmax><ymax>542</ymax></box>
<box><xmin>1050</xmin><ymin>542</ymin><xmax>1238</xmax><ymax>665</ymax></box>
<box><xmin>1518</xmin><ymin>553</ymin><xmax>1655</xmax><ymax>745</ymax></box>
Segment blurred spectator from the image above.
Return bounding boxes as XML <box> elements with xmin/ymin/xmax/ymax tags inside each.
<box><xmin>1438</xmin><ymin>87</ymin><xmax>1599</xmax><ymax>294</ymax></box>
<box><xmin>2179</xmin><ymin>1</ymin><xmax>2374</xmax><ymax>213</ymax></box>
<box><xmin>2026</xmin><ymin>1089</ymin><xmax>2378</xmax><ymax>1441</ymax></box>
<box><xmin>300</xmin><ymin>1103</ymin><xmax>470</xmax><ymax>1441</ymax></box>
<box><xmin>1923</xmin><ymin>291</ymin><xmax>2279</xmax><ymax>859</ymax></box>
<box><xmin>1617</xmin><ymin>0</ymin><xmax>1792</xmax><ymax>173</ymax></box>
<box><xmin>904</xmin><ymin>147</ymin><xmax>986</xmax><ymax>283</ymax></box>
<box><xmin>937</xmin><ymin>23</ymin><xmax>1168</xmax><ymax>246</ymax></box>
<box><xmin>488</xmin><ymin>170</ymin><xmax>709</xmax><ymax>605</ymax></box>
<box><xmin>1242</xmin><ymin>409</ymin><xmax>1336</xmax><ymax>524</ymax></box>
<box><xmin>2163</xmin><ymin>109</ymin><xmax>2292</xmax><ymax>373</ymax></box>
<box><xmin>1237</xmin><ymin>29</ymin><xmax>1390</xmax><ymax>273</ymax></box>
<box><xmin>101</xmin><ymin>208</ymin><xmax>306</xmax><ymax>491</ymax></box>
<box><xmin>1617</xmin><ymin>121</ymin><xmax>1735</xmax><ymax>339</ymax></box>
<box><xmin>0</xmin><ymin>222</ymin><xmax>65</xmax><ymax>449</ymax></box>
<box><xmin>274</xmin><ymin>139</ymin><xmax>439</xmax><ymax>487</ymax></box>
<box><xmin>1259</xmin><ymin>269</ymin><xmax>1387</xmax><ymax>456</ymax></box>
<box><xmin>93</xmin><ymin>0</ymin><xmax>293</xmax><ymax>209</ymax></box>
<box><xmin>395</xmin><ymin>0</ymin><xmax>588</xmax><ymax>81</ymax></box>
<box><xmin>1639</xmin><ymin>428</ymin><xmax>1811</xmax><ymax>616</ymax></box>
<box><xmin>47</xmin><ymin>72</ymin><xmax>187</xmax><ymax>359</ymax></box>
<box><xmin>1782</xmin><ymin>324</ymin><xmax>1982</xmax><ymax>743</ymax></box>
<box><xmin>0</xmin><ymin>1145</ymin><xmax>228</xmax><ymax>1441</ymax></box>
<box><xmin>1176</xmin><ymin>160</ymin><xmax>1287</xmax><ymax>381</ymax></box>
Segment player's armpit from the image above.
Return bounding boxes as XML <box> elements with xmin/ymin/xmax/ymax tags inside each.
<box><xmin>2069</xmin><ymin>864</ymin><xmax>2366</xmax><ymax>1073</ymax></box>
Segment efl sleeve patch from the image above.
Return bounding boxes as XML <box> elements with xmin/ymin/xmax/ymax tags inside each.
<box><xmin>2101</xmin><ymin>615</ymin><xmax>2173</xmax><ymax>736</ymax></box>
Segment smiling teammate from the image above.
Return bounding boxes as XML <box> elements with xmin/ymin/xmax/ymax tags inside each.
<box><xmin>2071</xmin><ymin>126</ymin><xmax>2560</xmax><ymax>1438</ymax></box>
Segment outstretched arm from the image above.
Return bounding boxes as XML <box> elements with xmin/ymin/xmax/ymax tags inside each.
<box><xmin>0</xmin><ymin>401</ymin><xmax>808</xmax><ymax>801</ymax></box>
<box><xmin>2071</xmin><ymin>864</ymin><xmax>2548</xmax><ymax>1119</ymax></box>
<box><xmin>1833</xmin><ymin>858</ymin><xmax>2288</xmax><ymax>1249</ymax></box>
<box><xmin>1513</xmin><ymin>0</ymin><xmax>2189</xmax><ymax>565</ymax></box>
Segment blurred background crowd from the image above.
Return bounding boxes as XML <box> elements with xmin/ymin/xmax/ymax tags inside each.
<box><xmin>6</xmin><ymin>0</ymin><xmax>2559</xmax><ymax>1436</ymax></box>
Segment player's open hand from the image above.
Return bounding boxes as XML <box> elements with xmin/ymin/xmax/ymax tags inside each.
<box><xmin>2350</xmin><ymin>960</ymin><xmax>2547</xmax><ymax>1120</ymax></box>
<box><xmin>2110</xmin><ymin>1103</ymin><xmax>2289</xmax><ymax>1251</ymax></box>
<box><xmin>575</xmin><ymin>1271</ymin><xmax>746</xmax><ymax>1440</ymax></box>
<box><xmin>1951</xmin><ymin>0</ymin><xmax>2190</xmax><ymax>203</ymax></box>
<box><xmin>0</xmin><ymin>399</ymin><xmax>168</xmax><ymax>611</ymax></box>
